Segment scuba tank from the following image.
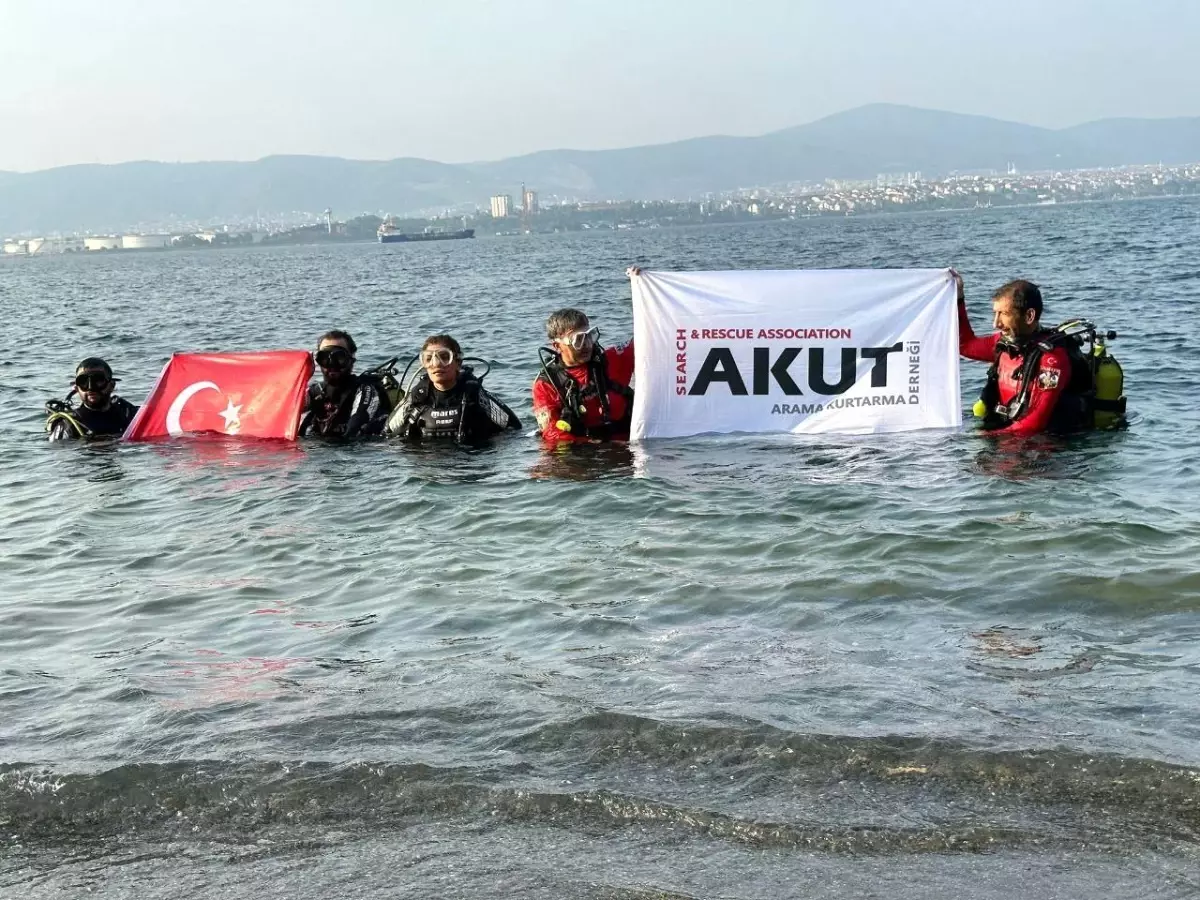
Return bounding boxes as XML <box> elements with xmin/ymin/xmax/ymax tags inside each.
<box><xmin>360</xmin><ymin>357</ymin><xmax>404</xmax><ymax>411</ymax></box>
<box><xmin>1090</xmin><ymin>331</ymin><xmax>1126</xmax><ymax>430</ymax></box>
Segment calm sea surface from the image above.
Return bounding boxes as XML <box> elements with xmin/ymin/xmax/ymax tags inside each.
<box><xmin>3</xmin><ymin>200</ymin><xmax>1200</xmax><ymax>898</ymax></box>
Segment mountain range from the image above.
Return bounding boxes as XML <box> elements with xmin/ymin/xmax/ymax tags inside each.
<box><xmin>4</xmin><ymin>103</ymin><xmax>1200</xmax><ymax>235</ymax></box>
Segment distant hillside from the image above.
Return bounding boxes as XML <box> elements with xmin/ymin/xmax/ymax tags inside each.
<box><xmin>4</xmin><ymin>103</ymin><xmax>1200</xmax><ymax>234</ymax></box>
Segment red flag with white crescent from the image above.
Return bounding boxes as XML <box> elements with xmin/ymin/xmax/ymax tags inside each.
<box><xmin>123</xmin><ymin>351</ymin><xmax>314</xmax><ymax>441</ymax></box>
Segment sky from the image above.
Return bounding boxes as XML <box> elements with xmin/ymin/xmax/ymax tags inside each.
<box><xmin>1</xmin><ymin>0</ymin><xmax>1198</xmax><ymax>172</ymax></box>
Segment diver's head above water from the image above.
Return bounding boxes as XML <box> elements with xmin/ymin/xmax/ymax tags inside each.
<box><xmin>315</xmin><ymin>329</ymin><xmax>357</xmax><ymax>387</ymax></box>
<box><xmin>73</xmin><ymin>357</ymin><xmax>116</xmax><ymax>410</ymax></box>
<box><xmin>420</xmin><ymin>334</ymin><xmax>463</xmax><ymax>392</ymax></box>
<box><xmin>546</xmin><ymin>307</ymin><xmax>598</xmax><ymax>367</ymax></box>
<box><xmin>991</xmin><ymin>279</ymin><xmax>1043</xmax><ymax>343</ymax></box>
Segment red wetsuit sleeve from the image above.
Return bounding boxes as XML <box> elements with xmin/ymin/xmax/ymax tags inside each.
<box><xmin>959</xmin><ymin>296</ymin><xmax>1000</xmax><ymax>362</ymax></box>
<box><xmin>606</xmin><ymin>339</ymin><xmax>635</xmax><ymax>385</ymax></box>
<box><xmin>532</xmin><ymin>376</ymin><xmax>585</xmax><ymax>444</ymax></box>
<box><xmin>1004</xmin><ymin>346</ymin><xmax>1071</xmax><ymax>435</ymax></box>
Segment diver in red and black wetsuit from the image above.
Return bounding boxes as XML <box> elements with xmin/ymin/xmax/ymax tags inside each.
<box><xmin>532</xmin><ymin>306</ymin><xmax>635</xmax><ymax>445</ymax></box>
<box><xmin>955</xmin><ymin>273</ymin><xmax>1091</xmax><ymax>435</ymax></box>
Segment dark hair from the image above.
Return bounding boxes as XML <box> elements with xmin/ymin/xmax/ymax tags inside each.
<box><xmin>318</xmin><ymin>330</ymin><xmax>357</xmax><ymax>354</ymax></box>
<box><xmin>421</xmin><ymin>334</ymin><xmax>462</xmax><ymax>357</ymax></box>
<box><xmin>545</xmin><ymin>308</ymin><xmax>589</xmax><ymax>340</ymax></box>
<box><xmin>76</xmin><ymin>357</ymin><xmax>113</xmax><ymax>377</ymax></box>
<box><xmin>992</xmin><ymin>280</ymin><xmax>1043</xmax><ymax>318</ymax></box>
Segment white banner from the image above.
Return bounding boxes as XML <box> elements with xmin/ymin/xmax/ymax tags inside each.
<box><xmin>629</xmin><ymin>268</ymin><xmax>961</xmax><ymax>439</ymax></box>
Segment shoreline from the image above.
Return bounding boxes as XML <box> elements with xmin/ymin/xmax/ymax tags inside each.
<box><xmin>3</xmin><ymin>192</ymin><xmax>1198</xmax><ymax>258</ymax></box>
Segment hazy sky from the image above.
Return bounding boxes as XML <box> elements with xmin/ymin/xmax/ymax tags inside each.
<box><xmin>2</xmin><ymin>0</ymin><xmax>1197</xmax><ymax>172</ymax></box>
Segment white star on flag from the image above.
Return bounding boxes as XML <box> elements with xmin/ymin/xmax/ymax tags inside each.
<box><xmin>220</xmin><ymin>399</ymin><xmax>242</xmax><ymax>434</ymax></box>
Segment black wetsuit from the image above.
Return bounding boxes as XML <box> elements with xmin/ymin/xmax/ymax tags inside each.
<box><xmin>387</xmin><ymin>369</ymin><xmax>520</xmax><ymax>443</ymax></box>
<box><xmin>47</xmin><ymin>397</ymin><xmax>139</xmax><ymax>441</ymax></box>
<box><xmin>298</xmin><ymin>374</ymin><xmax>389</xmax><ymax>439</ymax></box>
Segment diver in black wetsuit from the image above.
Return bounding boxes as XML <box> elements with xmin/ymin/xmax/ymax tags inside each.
<box><xmin>299</xmin><ymin>330</ymin><xmax>391</xmax><ymax>439</ymax></box>
<box><xmin>46</xmin><ymin>357</ymin><xmax>139</xmax><ymax>441</ymax></box>
<box><xmin>386</xmin><ymin>335</ymin><xmax>520</xmax><ymax>443</ymax></box>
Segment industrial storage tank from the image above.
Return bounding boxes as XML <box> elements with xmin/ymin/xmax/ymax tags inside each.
<box><xmin>84</xmin><ymin>236</ymin><xmax>121</xmax><ymax>251</ymax></box>
<box><xmin>26</xmin><ymin>237</ymin><xmax>86</xmax><ymax>254</ymax></box>
<box><xmin>121</xmin><ymin>234</ymin><xmax>170</xmax><ymax>249</ymax></box>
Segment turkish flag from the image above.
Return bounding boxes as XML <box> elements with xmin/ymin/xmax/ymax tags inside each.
<box><xmin>123</xmin><ymin>351</ymin><xmax>314</xmax><ymax>441</ymax></box>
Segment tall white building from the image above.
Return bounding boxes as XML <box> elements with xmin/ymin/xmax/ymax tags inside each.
<box><xmin>522</xmin><ymin>188</ymin><xmax>538</xmax><ymax>215</ymax></box>
<box><xmin>490</xmin><ymin>194</ymin><xmax>512</xmax><ymax>218</ymax></box>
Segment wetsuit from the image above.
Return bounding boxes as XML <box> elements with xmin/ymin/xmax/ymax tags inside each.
<box><xmin>47</xmin><ymin>397</ymin><xmax>139</xmax><ymax>441</ymax></box>
<box><xmin>532</xmin><ymin>340</ymin><xmax>635</xmax><ymax>444</ymax></box>
<box><xmin>298</xmin><ymin>374</ymin><xmax>389</xmax><ymax>439</ymax></box>
<box><xmin>959</xmin><ymin>298</ymin><xmax>1088</xmax><ymax>435</ymax></box>
<box><xmin>386</xmin><ymin>368</ymin><xmax>520</xmax><ymax>443</ymax></box>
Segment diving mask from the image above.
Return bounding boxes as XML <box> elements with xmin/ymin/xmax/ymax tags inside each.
<box><xmin>421</xmin><ymin>348</ymin><xmax>457</xmax><ymax>367</ymax></box>
<box><xmin>315</xmin><ymin>346</ymin><xmax>353</xmax><ymax>369</ymax></box>
<box><xmin>558</xmin><ymin>326</ymin><xmax>599</xmax><ymax>352</ymax></box>
<box><xmin>74</xmin><ymin>372</ymin><xmax>112</xmax><ymax>392</ymax></box>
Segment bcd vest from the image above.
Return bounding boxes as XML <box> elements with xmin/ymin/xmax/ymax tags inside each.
<box><xmin>305</xmin><ymin>372</ymin><xmax>394</xmax><ymax>436</ymax></box>
<box><xmin>536</xmin><ymin>348</ymin><xmax>634</xmax><ymax>439</ymax></box>
<box><xmin>393</xmin><ymin>368</ymin><xmax>485</xmax><ymax>441</ymax></box>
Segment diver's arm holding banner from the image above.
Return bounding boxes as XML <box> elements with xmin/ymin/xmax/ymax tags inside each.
<box><xmin>953</xmin><ymin>270</ymin><xmax>1000</xmax><ymax>362</ymax></box>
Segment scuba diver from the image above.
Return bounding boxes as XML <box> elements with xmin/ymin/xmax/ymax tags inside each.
<box><xmin>299</xmin><ymin>330</ymin><xmax>398</xmax><ymax>439</ymax></box>
<box><xmin>956</xmin><ymin>272</ymin><xmax>1125</xmax><ymax>435</ymax></box>
<box><xmin>532</xmin><ymin>305</ymin><xmax>636</xmax><ymax>444</ymax></box>
<box><xmin>46</xmin><ymin>357</ymin><xmax>140</xmax><ymax>441</ymax></box>
<box><xmin>386</xmin><ymin>335</ymin><xmax>520</xmax><ymax>443</ymax></box>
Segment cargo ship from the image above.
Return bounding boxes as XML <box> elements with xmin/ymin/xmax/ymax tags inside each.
<box><xmin>377</xmin><ymin>222</ymin><xmax>475</xmax><ymax>243</ymax></box>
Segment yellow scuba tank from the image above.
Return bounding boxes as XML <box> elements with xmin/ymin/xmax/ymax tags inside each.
<box><xmin>380</xmin><ymin>371</ymin><xmax>404</xmax><ymax>410</ymax></box>
<box><xmin>1091</xmin><ymin>339</ymin><xmax>1125</xmax><ymax>430</ymax></box>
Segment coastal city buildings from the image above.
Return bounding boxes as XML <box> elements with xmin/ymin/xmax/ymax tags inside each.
<box><xmin>4</xmin><ymin>164</ymin><xmax>1200</xmax><ymax>253</ymax></box>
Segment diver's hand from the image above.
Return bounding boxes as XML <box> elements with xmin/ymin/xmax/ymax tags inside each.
<box><xmin>949</xmin><ymin>268</ymin><xmax>965</xmax><ymax>303</ymax></box>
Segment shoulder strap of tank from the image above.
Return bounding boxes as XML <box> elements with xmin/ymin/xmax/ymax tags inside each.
<box><xmin>457</xmin><ymin>369</ymin><xmax>482</xmax><ymax>411</ymax></box>
<box><xmin>538</xmin><ymin>351</ymin><xmax>579</xmax><ymax>400</ymax></box>
<box><xmin>1000</xmin><ymin>340</ymin><xmax>1055</xmax><ymax>423</ymax></box>
<box><xmin>114</xmin><ymin>395</ymin><xmax>138</xmax><ymax>423</ymax></box>
<box><xmin>588</xmin><ymin>347</ymin><xmax>635</xmax><ymax>427</ymax></box>
<box><xmin>592</xmin><ymin>348</ymin><xmax>633</xmax><ymax>400</ymax></box>
<box><xmin>454</xmin><ymin>373</ymin><xmax>484</xmax><ymax>443</ymax></box>
<box><xmin>409</xmin><ymin>370</ymin><xmax>433</xmax><ymax>401</ymax></box>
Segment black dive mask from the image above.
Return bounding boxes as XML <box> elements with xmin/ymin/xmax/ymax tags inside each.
<box><xmin>316</xmin><ymin>347</ymin><xmax>353</xmax><ymax>370</ymax></box>
<box><xmin>75</xmin><ymin>372</ymin><xmax>112</xmax><ymax>392</ymax></box>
